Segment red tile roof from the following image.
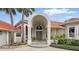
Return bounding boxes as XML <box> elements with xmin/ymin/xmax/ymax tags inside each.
<box><xmin>0</xmin><ymin>20</ymin><xmax>16</xmax><ymax>31</ymax></box>
<box><xmin>15</xmin><ymin>20</ymin><xmax>22</xmax><ymax>27</ymax></box>
<box><xmin>50</xmin><ymin>21</ymin><xmax>63</xmax><ymax>28</ymax></box>
<box><xmin>65</xmin><ymin>18</ymin><xmax>79</xmax><ymax>23</ymax></box>
<box><xmin>15</xmin><ymin>20</ymin><xmax>64</xmax><ymax>28</ymax></box>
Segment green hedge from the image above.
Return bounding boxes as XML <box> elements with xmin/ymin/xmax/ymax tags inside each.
<box><xmin>58</xmin><ymin>39</ymin><xmax>79</xmax><ymax>46</ymax></box>
<box><xmin>51</xmin><ymin>44</ymin><xmax>79</xmax><ymax>51</ymax></box>
<box><xmin>51</xmin><ymin>34</ymin><xmax>65</xmax><ymax>44</ymax></box>
<box><xmin>58</xmin><ymin>40</ymin><xmax>67</xmax><ymax>44</ymax></box>
<box><xmin>51</xmin><ymin>34</ymin><xmax>79</xmax><ymax>46</ymax></box>
<box><xmin>70</xmin><ymin>40</ymin><xmax>79</xmax><ymax>46</ymax></box>
<box><xmin>51</xmin><ymin>39</ymin><xmax>79</xmax><ymax>51</ymax></box>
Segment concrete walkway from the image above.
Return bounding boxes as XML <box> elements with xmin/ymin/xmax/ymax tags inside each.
<box><xmin>0</xmin><ymin>45</ymin><xmax>69</xmax><ymax>51</ymax></box>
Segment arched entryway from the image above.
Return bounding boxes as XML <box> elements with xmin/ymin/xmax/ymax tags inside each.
<box><xmin>27</xmin><ymin>13</ymin><xmax>51</xmax><ymax>46</ymax></box>
<box><xmin>32</xmin><ymin>15</ymin><xmax>48</xmax><ymax>42</ymax></box>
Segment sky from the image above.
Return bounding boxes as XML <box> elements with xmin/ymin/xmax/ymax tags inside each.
<box><xmin>0</xmin><ymin>8</ymin><xmax>79</xmax><ymax>25</ymax></box>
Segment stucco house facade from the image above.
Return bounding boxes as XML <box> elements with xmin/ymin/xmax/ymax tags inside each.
<box><xmin>64</xmin><ymin>18</ymin><xmax>79</xmax><ymax>40</ymax></box>
<box><xmin>1</xmin><ymin>13</ymin><xmax>79</xmax><ymax>47</ymax></box>
<box><xmin>51</xmin><ymin>21</ymin><xmax>64</xmax><ymax>36</ymax></box>
<box><xmin>15</xmin><ymin>13</ymin><xmax>64</xmax><ymax>46</ymax></box>
<box><xmin>0</xmin><ymin>20</ymin><xmax>15</xmax><ymax>46</ymax></box>
<box><xmin>0</xmin><ymin>13</ymin><xmax>68</xmax><ymax>46</ymax></box>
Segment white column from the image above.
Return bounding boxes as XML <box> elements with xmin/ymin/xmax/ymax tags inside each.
<box><xmin>67</xmin><ymin>26</ymin><xmax>69</xmax><ymax>39</ymax></box>
<box><xmin>7</xmin><ymin>32</ymin><xmax>9</xmax><ymax>45</ymax></box>
<box><xmin>24</xmin><ymin>24</ymin><xmax>26</xmax><ymax>43</ymax></box>
<box><xmin>27</xmin><ymin>21</ymin><xmax>31</xmax><ymax>45</ymax></box>
<box><xmin>64</xmin><ymin>27</ymin><xmax>66</xmax><ymax>39</ymax></box>
<box><xmin>75</xmin><ymin>26</ymin><xmax>78</xmax><ymax>39</ymax></box>
<box><xmin>14</xmin><ymin>32</ymin><xmax>16</xmax><ymax>43</ymax></box>
<box><xmin>47</xmin><ymin>22</ymin><xmax>51</xmax><ymax>45</ymax></box>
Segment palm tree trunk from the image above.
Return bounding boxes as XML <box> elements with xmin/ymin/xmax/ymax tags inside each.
<box><xmin>21</xmin><ymin>9</ymin><xmax>25</xmax><ymax>43</ymax></box>
<box><xmin>9</xmin><ymin>9</ymin><xmax>14</xmax><ymax>45</ymax></box>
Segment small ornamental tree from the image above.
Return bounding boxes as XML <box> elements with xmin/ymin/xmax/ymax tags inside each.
<box><xmin>51</xmin><ymin>34</ymin><xmax>65</xmax><ymax>44</ymax></box>
<box><xmin>51</xmin><ymin>35</ymin><xmax>59</xmax><ymax>44</ymax></box>
<box><xmin>58</xmin><ymin>34</ymin><xmax>66</xmax><ymax>44</ymax></box>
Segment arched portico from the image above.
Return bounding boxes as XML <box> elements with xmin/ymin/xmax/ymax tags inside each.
<box><xmin>27</xmin><ymin>13</ymin><xmax>51</xmax><ymax>46</ymax></box>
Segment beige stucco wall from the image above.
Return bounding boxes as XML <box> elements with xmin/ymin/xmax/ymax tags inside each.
<box><xmin>14</xmin><ymin>32</ymin><xmax>22</xmax><ymax>44</ymax></box>
<box><xmin>0</xmin><ymin>31</ymin><xmax>8</xmax><ymax>46</ymax></box>
<box><xmin>51</xmin><ymin>28</ymin><xmax>65</xmax><ymax>36</ymax></box>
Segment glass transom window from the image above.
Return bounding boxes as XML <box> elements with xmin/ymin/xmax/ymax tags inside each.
<box><xmin>36</xmin><ymin>25</ymin><xmax>42</xmax><ymax>30</ymax></box>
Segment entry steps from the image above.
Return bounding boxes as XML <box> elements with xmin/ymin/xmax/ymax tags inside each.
<box><xmin>29</xmin><ymin>41</ymin><xmax>49</xmax><ymax>48</ymax></box>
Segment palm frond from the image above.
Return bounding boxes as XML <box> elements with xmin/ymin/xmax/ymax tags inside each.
<box><xmin>30</xmin><ymin>8</ymin><xmax>35</xmax><ymax>12</ymax></box>
<box><xmin>16</xmin><ymin>8</ymin><xmax>22</xmax><ymax>13</ymax></box>
<box><xmin>16</xmin><ymin>8</ymin><xmax>35</xmax><ymax>17</ymax></box>
<box><xmin>12</xmin><ymin>9</ymin><xmax>16</xmax><ymax>15</ymax></box>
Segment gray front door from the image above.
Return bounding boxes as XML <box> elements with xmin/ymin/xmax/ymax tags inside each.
<box><xmin>36</xmin><ymin>31</ymin><xmax>42</xmax><ymax>41</ymax></box>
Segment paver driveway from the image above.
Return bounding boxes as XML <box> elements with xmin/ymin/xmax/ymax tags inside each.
<box><xmin>0</xmin><ymin>45</ymin><xmax>69</xmax><ymax>51</ymax></box>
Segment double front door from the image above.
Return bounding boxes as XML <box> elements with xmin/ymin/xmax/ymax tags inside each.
<box><xmin>36</xmin><ymin>31</ymin><xmax>42</xmax><ymax>41</ymax></box>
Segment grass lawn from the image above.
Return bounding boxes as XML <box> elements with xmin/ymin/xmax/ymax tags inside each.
<box><xmin>50</xmin><ymin>44</ymin><xmax>79</xmax><ymax>51</ymax></box>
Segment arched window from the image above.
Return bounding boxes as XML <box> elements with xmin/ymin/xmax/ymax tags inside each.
<box><xmin>36</xmin><ymin>25</ymin><xmax>42</xmax><ymax>30</ymax></box>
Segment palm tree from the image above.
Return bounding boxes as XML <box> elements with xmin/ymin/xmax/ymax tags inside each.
<box><xmin>0</xmin><ymin>8</ymin><xmax>16</xmax><ymax>45</ymax></box>
<box><xmin>16</xmin><ymin>8</ymin><xmax>35</xmax><ymax>43</ymax></box>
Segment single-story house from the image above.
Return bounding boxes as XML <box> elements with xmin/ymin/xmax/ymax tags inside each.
<box><xmin>1</xmin><ymin>13</ymin><xmax>74</xmax><ymax>46</ymax></box>
<box><xmin>15</xmin><ymin>13</ymin><xmax>64</xmax><ymax>46</ymax></box>
<box><xmin>1</xmin><ymin>13</ymin><xmax>79</xmax><ymax>47</ymax></box>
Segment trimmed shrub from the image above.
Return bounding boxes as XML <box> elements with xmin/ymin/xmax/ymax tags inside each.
<box><xmin>58</xmin><ymin>34</ymin><xmax>66</xmax><ymax>44</ymax></box>
<box><xmin>51</xmin><ymin>44</ymin><xmax>79</xmax><ymax>51</ymax></box>
<box><xmin>51</xmin><ymin>34</ymin><xmax>65</xmax><ymax>44</ymax></box>
<box><xmin>66</xmin><ymin>39</ymin><xmax>73</xmax><ymax>45</ymax></box>
<box><xmin>70</xmin><ymin>40</ymin><xmax>79</xmax><ymax>46</ymax></box>
<box><xmin>58</xmin><ymin>39</ymin><xmax>67</xmax><ymax>44</ymax></box>
<box><xmin>51</xmin><ymin>35</ymin><xmax>60</xmax><ymax>44</ymax></box>
<box><xmin>59</xmin><ymin>39</ymin><xmax>79</xmax><ymax>46</ymax></box>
